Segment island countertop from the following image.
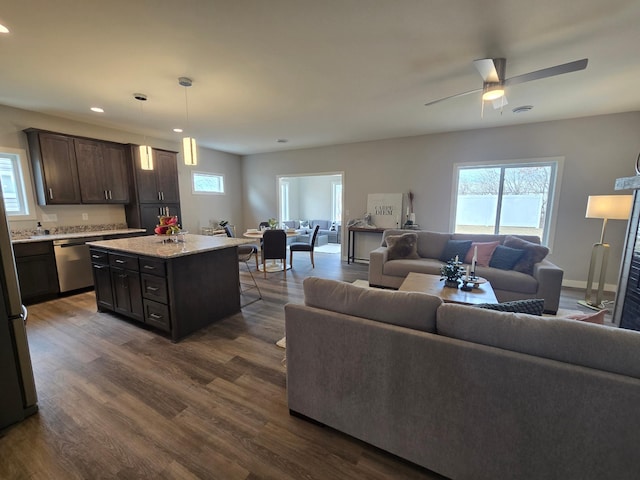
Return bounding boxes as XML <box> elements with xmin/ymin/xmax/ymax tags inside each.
<box><xmin>87</xmin><ymin>233</ymin><xmax>253</xmax><ymax>259</ymax></box>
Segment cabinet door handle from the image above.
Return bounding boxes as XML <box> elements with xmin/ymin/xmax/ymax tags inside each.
<box><xmin>158</xmin><ymin>192</ymin><xmax>161</xmax><ymax>201</ymax></box>
<box><xmin>161</xmin><ymin>192</ymin><xmax>165</xmax><ymax>200</ymax></box>
<box><xmin>108</xmin><ymin>190</ymin><xmax>112</xmax><ymax>199</ymax></box>
<box><xmin>143</xmin><ymin>265</ymin><xmax>156</xmax><ymax>270</ymax></box>
<box><xmin>149</xmin><ymin>313</ymin><xmax>162</xmax><ymax>320</ymax></box>
<box><xmin>49</xmin><ymin>188</ymin><xmax>53</xmax><ymax>199</ymax></box>
<box><xmin>93</xmin><ymin>264</ymin><xmax>108</xmax><ymax>269</ymax></box>
<box><xmin>146</xmin><ymin>286</ymin><xmax>159</xmax><ymax>292</ymax></box>
<box><xmin>114</xmin><ymin>259</ymin><xmax>125</xmax><ymax>264</ymax></box>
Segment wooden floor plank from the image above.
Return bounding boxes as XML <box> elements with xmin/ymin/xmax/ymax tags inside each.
<box><xmin>1</xmin><ymin>252</ymin><xmax>604</xmax><ymax>479</ymax></box>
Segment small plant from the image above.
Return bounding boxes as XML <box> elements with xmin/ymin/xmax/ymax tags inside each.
<box><xmin>218</xmin><ymin>220</ymin><xmax>228</xmax><ymax>227</ymax></box>
<box><xmin>440</xmin><ymin>258</ymin><xmax>463</xmax><ymax>284</ymax></box>
<box><xmin>268</xmin><ymin>218</ymin><xmax>278</xmax><ymax>229</ymax></box>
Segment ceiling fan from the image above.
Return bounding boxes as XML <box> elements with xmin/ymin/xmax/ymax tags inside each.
<box><xmin>424</xmin><ymin>57</ymin><xmax>589</xmax><ymax>109</ymax></box>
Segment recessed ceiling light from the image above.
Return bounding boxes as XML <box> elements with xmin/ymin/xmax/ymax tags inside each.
<box><xmin>173</xmin><ymin>128</ymin><xmax>183</xmax><ymax>133</ymax></box>
<box><xmin>0</xmin><ymin>24</ymin><xmax>9</xmax><ymax>34</ymax></box>
<box><xmin>512</xmin><ymin>105</ymin><xmax>533</xmax><ymax>114</ymax></box>
<box><xmin>277</xmin><ymin>139</ymin><xmax>288</xmax><ymax>143</ymax></box>
<box><xmin>90</xmin><ymin>107</ymin><xmax>104</xmax><ymax>113</ymax></box>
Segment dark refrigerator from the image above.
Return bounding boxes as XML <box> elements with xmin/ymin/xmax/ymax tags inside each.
<box><xmin>0</xmin><ymin>187</ymin><xmax>37</xmax><ymax>432</ymax></box>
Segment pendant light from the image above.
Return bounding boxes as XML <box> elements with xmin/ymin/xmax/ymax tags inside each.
<box><xmin>178</xmin><ymin>77</ymin><xmax>198</xmax><ymax>166</ymax></box>
<box><xmin>134</xmin><ymin>93</ymin><xmax>154</xmax><ymax>170</ymax></box>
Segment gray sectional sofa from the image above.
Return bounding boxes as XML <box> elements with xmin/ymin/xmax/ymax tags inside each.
<box><xmin>285</xmin><ymin>277</ymin><xmax>640</xmax><ymax>480</ymax></box>
<box><xmin>369</xmin><ymin>229</ymin><xmax>563</xmax><ymax>313</ymax></box>
<box><xmin>283</xmin><ymin>219</ymin><xmax>341</xmax><ymax>244</ymax></box>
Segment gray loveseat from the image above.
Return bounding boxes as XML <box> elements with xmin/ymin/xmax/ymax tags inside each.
<box><xmin>369</xmin><ymin>229</ymin><xmax>563</xmax><ymax>313</ymax></box>
<box><xmin>285</xmin><ymin>277</ymin><xmax>640</xmax><ymax>480</ymax></box>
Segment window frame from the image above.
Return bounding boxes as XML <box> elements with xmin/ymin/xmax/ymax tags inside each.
<box><xmin>450</xmin><ymin>157</ymin><xmax>564</xmax><ymax>249</ymax></box>
<box><xmin>191</xmin><ymin>171</ymin><xmax>225</xmax><ymax>195</ymax></box>
<box><xmin>0</xmin><ymin>147</ymin><xmax>37</xmax><ymax>221</ymax></box>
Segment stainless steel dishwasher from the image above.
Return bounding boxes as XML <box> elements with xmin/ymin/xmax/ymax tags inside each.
<box><xmin>53</xmin><ymin>237</ymin><xmax>104</xmax><ymax>292</ymax></box>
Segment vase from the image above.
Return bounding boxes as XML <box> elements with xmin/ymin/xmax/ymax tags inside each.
<box><xmin>444</xmin><ymin>279</ymin><xmax>460</xmax><ymax>288</ymax></box>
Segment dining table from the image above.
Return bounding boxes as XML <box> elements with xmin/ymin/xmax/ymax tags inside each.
<box><xmin>243</xmin><ymin>229</ymin><xmax>299</xmax><ymax>272</ymax></box>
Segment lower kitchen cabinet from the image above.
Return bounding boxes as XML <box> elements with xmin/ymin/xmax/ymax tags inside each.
<box><xmin>111</xmin><ymin>267</ymin><xmax>143</xmax><ymax>321</ymax></box>
<box><xmin>13</xmin><ymin>241</ymin><xmax>59</xmax><ymax>304</ymax></box>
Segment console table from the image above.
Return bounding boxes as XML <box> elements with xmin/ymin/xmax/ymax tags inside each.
<box><xmin>347</xmin><ymin>227</ymin><xmax>386</xmax><ymax>264</ymax></box>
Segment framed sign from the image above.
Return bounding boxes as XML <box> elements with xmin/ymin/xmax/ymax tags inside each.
<box><xmin>367</xmin><ymin>193</ymin><xmax>403</xmax><ymax>229</ymax></box>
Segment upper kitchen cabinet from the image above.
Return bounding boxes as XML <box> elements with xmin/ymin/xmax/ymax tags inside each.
<box><xmin>26</xmin><ymin>129</ymin><xmax>82</xmax><ymax>205</ymax></box>
<box><xmin>133</xmin><ymin>147</ymin><xmax>180</xmax><ymax>203</ymax></box>
<box><xmin>74</xmin><ymin>138</ymin><xmax>129</xmax><ymax>203</ymax></box>
<box><xmin>25</xmin><ymin>129</ymin><xmax>130</xmax><ymax>205</ymax></box>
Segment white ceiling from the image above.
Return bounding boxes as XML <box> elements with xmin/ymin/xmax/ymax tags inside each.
<box><xmin>1</xmin><ymin>0</ymin><xmax>639</xmax><ymax>155</ymax></box>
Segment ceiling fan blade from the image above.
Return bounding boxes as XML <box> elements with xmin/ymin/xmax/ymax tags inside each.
<box><xmin>504</xmin><ymin>58</ymin><xmax>588</xmax><ymax>86</ymax></box>
<box><xmin>473</xmin><ymin>58</ymin><xmax>506</xmax><ymax>82</ymax></box>
<box><xmin>424</xmin><ymin>88</ymin><xmax>482</xmax><ymax>107</ymax></box>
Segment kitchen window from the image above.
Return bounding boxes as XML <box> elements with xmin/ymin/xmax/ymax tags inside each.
<box><xmin>192</xmin><ymin>171</ymin><xmax>225</xmax><ymax>195</ymax></box>
<box><xmin>0</xmin><ymin>148</ymin><xmax>36</xmax><ymax>220</ymax></box>
<box><xmin>452</xmin><ymin>158</ymin><xmax>562</xmax><ymax>246</ymax></box>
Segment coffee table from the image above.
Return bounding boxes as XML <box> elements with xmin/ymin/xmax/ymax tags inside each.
<box><xmin>399</xmin><ymin>272</ymin><xmax>498</xmax><ymax>305</ymax></box>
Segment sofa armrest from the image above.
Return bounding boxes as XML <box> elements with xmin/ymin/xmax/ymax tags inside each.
<box><xmin>369</xmin><ymin>247</ymin><xmax>389</xmax><ymax>287</ymax></box>
<box><xmin>532</xmin><ymin>259</ymin><xmax>564</xmax><ymax>314</ymax></box>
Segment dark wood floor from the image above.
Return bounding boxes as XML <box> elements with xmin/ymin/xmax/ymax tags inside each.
<box><xmin>1</xmin><ymin>252</ymin><xmax>609</xmax><ymax>479</ymax></box>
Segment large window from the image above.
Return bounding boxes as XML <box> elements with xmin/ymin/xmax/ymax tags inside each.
<box><xmin>280</xmin><ymin>181</ymin><xmax>290</xmax><ymax>221</ymax></box>
<box><xmin>453</xmin><ymin>159</ymin><xmax>561</xmax><ymax>245</ymax></box>
<box><xmin>0</xmin><ymin>149</ymin><xmax>35</xmax><ymax>219</ymax></box>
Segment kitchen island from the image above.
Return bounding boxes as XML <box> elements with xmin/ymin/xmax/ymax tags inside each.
<box><xmin>87</xmin><ymin>234</ymin><xmax>253</xmax><ymax>342</ymax></box>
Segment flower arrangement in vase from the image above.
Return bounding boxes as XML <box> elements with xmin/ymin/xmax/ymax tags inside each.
<box><xmin>440</xmin><ymin>257</ymin><xmax>464</xmax><ymax>288</ymax></box>
<box><xmin>268</xmin><ymin>218</ymin><xmax>278</xmax><ymax>229</ymax></box>
<box><xmin>155</xmin><ymin>215</ymin><xmax>181</xmax><ymax>235</ymax></box>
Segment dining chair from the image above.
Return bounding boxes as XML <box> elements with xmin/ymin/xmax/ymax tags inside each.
<box><xmin>261</xmin><ymin>229</ymin><xmax>287</xmax><ymax>279</ymax></box>
<box><xmin>224</xmin><ymin>225</ymin><xmax>262</xmax><ymax>302</ymax></box>
<box><xmin>224</xmin><ymin>225</ymin><xmax>259</xmax><ymax>269</ymax></box>
<box><xmin>289</xmin><ymin>224</ymin><xmax>320</xmax><ymax>268</ymax></box>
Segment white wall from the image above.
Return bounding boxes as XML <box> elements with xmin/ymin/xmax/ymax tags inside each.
<box><xmin>242</xmin><ymin>112</ymin><xmax>640</xmax><ymax>287</ymax></box>
<box><xmin>0</xmin><ymin>104</ymin><xmax>243</xmax><ymax>234</ymax></box>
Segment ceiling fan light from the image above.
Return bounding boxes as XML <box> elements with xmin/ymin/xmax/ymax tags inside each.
<box><xmin>183</xmin><ymin>136</ymin><xmax>198</xmax><ymax>166</ymax></box>
<box><xmin>482</xmin><ymin>83</ymin><xmax>505</xmax><ymax>101</ymax></box>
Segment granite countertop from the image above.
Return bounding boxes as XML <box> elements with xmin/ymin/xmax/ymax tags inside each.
<box><xmin>12</xmin><ymin>228</ymin><xmax>147</xmax><ymax>244</ymax></box>
<box><xmin>86</xmin><ymin>233</ymin><xmax>254</xmax><ymax>259</ymax></box>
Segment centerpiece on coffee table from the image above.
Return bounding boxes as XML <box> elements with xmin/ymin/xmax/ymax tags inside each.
<box><xmin>440</xmin><ymin>257</ymin><xmax>464</xmax><ymax>288</ymax></box>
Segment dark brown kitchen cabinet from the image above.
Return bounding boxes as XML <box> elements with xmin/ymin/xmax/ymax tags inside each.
<box><xmin>133</xmin><ymin>147</ymin><xmax>180</xmax><ymax>203</ymax></box>
<box><xmin>13</xmin><ymin>241</ymin><xmax>59</xmax><ymax>304</ymax></box>
<box><xmin>125</xmin><ymin>145</ymin><xmax>181</xmax><ymax>233</ymax></box>
<box><xmin>139</xmin><ymin>203</ymin><xmax>181</xmax><ymax>234</ymax></box>
<box><xmin>111</xmin><ymin>267</ymin><xmax>143</xmax><ymax>321</ymax></box>
<box><xmin>25</xmin><ymin>128</ymin><xmax>130</xmax><ymax>205</ymax></box>
<box><xmin>75</xmin><ymin>139</ymin><xmax>129</xmax><ymax>203</ymax></box>
<box><xmin>90</xmin><ymin>248</ymin><xmax>113</xmax><ymax>310</ymax></box>
<box><xmin>25</xmin><ymin>130</ymin><xmax>82</xmax><ymax>205</ymax></box>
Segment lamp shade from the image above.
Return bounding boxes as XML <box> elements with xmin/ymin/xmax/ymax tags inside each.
<box><xmin>585</xmin><ymin>195</ymin><xmax>633</xmax><ymax>220</ymax></box>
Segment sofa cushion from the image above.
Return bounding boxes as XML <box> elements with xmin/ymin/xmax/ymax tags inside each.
<box><xmin>562</xmin><ymin>310</ymin><xmax>606</xmax><ymax>325</ymax></box>
<box><xmin>464</xmin><ymin>241</ymin><xmax>500</xmax><ymax>267</ymax></box>
<box><xmin>489</xmin><ymin>245</ymin><xmax>525</xmax><ymax>270</ymax></box>
<box><xmin>303</xmin><ymin>277</ymin><xmax>442</xmax><ymax>333</ymax></box>
<box><xmin>439</xmin><ymin>240</ymin><xmax>472</xmax><ymax>262</ymax></box>
<box><xmin>475</xmin><ymin>298</ymin><xmax>545</xmax><ymax>316</ymax></box>
<box><xmin>416</xmin><ymin>231</ymin><xmax>451</xmax><ymax>259</ymax></box>
<box><xmin>503</xmin><ymin>235</ymin><xmax>549</xmax><ymax>275</ymax></box>
<box><xmin>386</xmin><ymin>233</ymin><xmax>420</xmax><ymax>260</ymax></box>
<box><xmin>474</xmin><ymin>266</ymin><xmax>539</xmax><ymax>294</ymax></box>
<box><xmin>436</xmin><ymin>303</ymin><xmax>640</xmax><ymax>379</ymax></box>
<box><xmin>310</xmin><ymin>220</ymin><xmax>330</xmax><ymax>230</ymax></box>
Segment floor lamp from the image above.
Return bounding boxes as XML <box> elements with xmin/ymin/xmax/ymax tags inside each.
<box><xmin>579</xmin><ymin>195</ymin><xmax>633</xmax><ymax>310</ymax></box>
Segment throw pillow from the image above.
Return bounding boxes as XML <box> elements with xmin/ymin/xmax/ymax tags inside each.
<box><xmin>475</xmin><ymin>298</ymin><xmax>545</xmax><ymax>316</ymax></box>
<box><xmin>464</xmin><ymin>241</ymin><xmax>500</xmax><ymax>267</ymax></box>
<box><xmin>503</xmin><ymin>235</ymin><xmax>550</xmax><ymax>275</ymax></box>
<box><xmin>300</xmin><ymin>220</ymin><xmax>309</xmax><ymax>228</ymax></box>
<box><xmin>386</xmin><ymin>233</ymin><xmax>420</xmax><ymax>260</ymax></box>
<box><xmin>489</xmin><ymin>245</ymin><xmax>525</xmax><ymax>270</ymax></box>
<box><xmin>439</xmin><ymin>240</ymin><xmax>472</xmax><ymax>262</ymax></box>
<box><xmin>562</xmin><ymin>310</ymin><xmax>606</xmax><ymax>325</ymax></box>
